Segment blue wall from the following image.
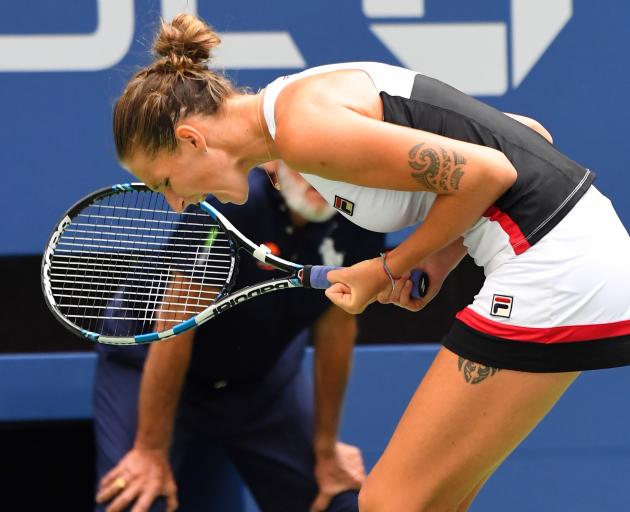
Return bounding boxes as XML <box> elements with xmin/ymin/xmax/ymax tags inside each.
<box><xmin>1</xmin><ymin>0</ymin><xmax>629</xmax><ymax>254</ymax></box>
<box><xmin>3</xmin><ymin>347</ymin><xmax>630</xmax><ymax>511</ymax></box>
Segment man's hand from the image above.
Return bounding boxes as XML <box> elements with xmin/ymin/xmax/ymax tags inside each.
<box><xmin>96</xmin><ymin>447</ymin><xmax>178</xmax><ymax>512</ymax></box>
<box><xmin>310</xmin><ymin>442</ymin><xmax>366</xmax><ymax>512</ymax></box>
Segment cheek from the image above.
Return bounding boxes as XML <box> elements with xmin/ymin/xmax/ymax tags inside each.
<box><xmin>172</xmin><ymin>163</ymin><xmax>205</xmax><ymax>193</ymax></box>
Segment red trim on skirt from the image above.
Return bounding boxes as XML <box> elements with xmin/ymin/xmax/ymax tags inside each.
<box><xmin>456</xmin><ymin>307</ymin><xmax>630</xmax><ymax>344</ymax></box>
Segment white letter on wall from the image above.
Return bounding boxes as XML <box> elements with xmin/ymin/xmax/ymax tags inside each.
<box><xmin>0</xmin><ymin>0</ymin><xmax>134</xmax><ymax>72</ymax></box>
<box><xmin>161</xmin><ymin>1</ymin><xmax>305</xmax><ymax>70</ymax></box>
<box><xmin>161</xmin><ymin>0</ymin><xmax>197</xmax><ymax>21</ymax></box>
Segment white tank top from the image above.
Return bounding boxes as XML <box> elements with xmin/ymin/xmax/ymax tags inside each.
<box><xmin>262</xmin><ymin>62</ymin><xmax>513</xmax><ymax>273</ymax></box>
<box><xmin>263</xmin><ymin>63</ymin><xmax>436</xmax><ymax>234</ymax></box>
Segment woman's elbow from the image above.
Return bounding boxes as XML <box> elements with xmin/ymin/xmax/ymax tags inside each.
<box><xmin>530</xmin><ymin>120</ymin><xmax>554</xmax><ymax>143</ymax></box>
<box><xmin>482</xmin><ymin>157</ymin><xmax>517</xmax><ymax>197</ymax></box>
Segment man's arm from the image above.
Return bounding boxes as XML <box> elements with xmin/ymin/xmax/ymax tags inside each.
<box><xmin>310</xmin><ymin>304</ymin><xmax>365</xmax><ymax>511</ymax></box>
<box><xmin>96</xmin><ymin>332</ymin><xmax>193</xmax><ymax>512</ymax></box>
<box><xmin>96</xmin><ymin>273</ymin><xmax>198</xmax><ymax>512</ymax></box>
<box><xmin>134</xmin><ymin>332</ymin><xmax>193</xmax><ymax>454</ymax></box>
<box><xmin>312</xmin><ymin>304</ymin><xmax>356</xmax><ymax>456</ymax></box>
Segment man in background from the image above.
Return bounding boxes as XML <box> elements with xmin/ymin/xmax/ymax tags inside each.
<box><xmin>94</xmin><ymin>163</ymin><xmax>385</xmax><ymax>512</ymax></box>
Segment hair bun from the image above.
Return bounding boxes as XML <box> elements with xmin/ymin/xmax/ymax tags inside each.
<box><xmin>153</xmin><ymin>13</ymin><xmax>220</xmax><ymax>66</ymax></box>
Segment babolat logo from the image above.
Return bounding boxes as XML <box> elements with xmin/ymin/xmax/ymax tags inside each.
<box><xmin>208</xmin><ymin>282</ymin><xmax>290</xmax><ymax>318</ymax></box>
<box><xmin>333</xmin><ymin>195</ymin><xmax>354</xmax><ymax>216</ymax></box>
<box><xmin>491</xmin><ymin>294</ymin><xmax>513</xmax><ymax>318</ymax></box>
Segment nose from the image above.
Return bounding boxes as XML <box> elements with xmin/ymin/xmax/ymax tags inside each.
<box><xmin>162</xmin><ymin>188</ymin><xmax>186</xmax><ymax>213</ymax></box>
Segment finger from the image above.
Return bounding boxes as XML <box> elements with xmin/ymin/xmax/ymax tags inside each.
<box><xmin>355</xmin><ymin>463</ymin><xmax>367</xmax><ymax>481</ymax></box>
<box><xmin>162</xmin><ymin>480</ymin><xmax>179</xmax><ymax>512</ymax></box>
<box><xmin>96</xmin><ymin>485</ymin><xmax>117</xmax><ymax>505</ymax></box>
<box><xmin>388</xmin><ymin>272</ymin><xmax>410</xmax><ymax>303</ymax></box>
<box><xmin>396</xmin><ymin>279</ymin><xmax>422</xmax><ymax>308</ymax></box>
<box><xmin>96</xmin><ymin>476</ymin><xmax>128</xmax><ymax>505</ymax></box>
<box><xmin>325</xmin><ymin>268</ymin><xmax>347</xmax><ymax>285</ymax></box>
<box><xmin>129</xmin><ymin>482</ymin><xmax>162</xmax><ymax>512</ymax></box>
<box><xmin>397</xmin><ymin>279</ymin><xmax>413</xmax><ymax>306</ymax></box>
<box><xmin>106</xmin><ymin>479</ymin><xmax>143</xmax><ymax>512</ymax></box>
<box><xmin>166</xmin><ymin>491</ymin><xmax>179</xmax><ymax>512</ymax></box>
<box><xmin>349</xmin><ymin>476</ymin><xmax>364</xmax><ymax>489</ymax></box>
<box><xmin>99</xmin><ymin>467</ymin><xmax>124</xmax><ymax>489</ymax></box>
<box><xmin>348</xmin><ymin>462</ymin><xmax>366</xmax><ymax>483</ymax></box>
<box><xmin>325</xmin><ymin>283</ymin><xmax>352</xmax><ymax>308</ymax></box>
<box><xmin>328</xmin><ymin>281</ymin><xmax>351</xmax><ymax>296</ymax></box>
<box><xmin>376</xmin><ymin>289</ymin><xmax>392</xmax><ymax>304</ymax></box>
<box><xmin>398</xmin><ymin>288</ymin><xmax>425</xmax><ymax>312</ymax></box>
<box><xmin>310</xmin><ymin>491</ymin><xmax>332</xmax><ymax>512</ymax></box>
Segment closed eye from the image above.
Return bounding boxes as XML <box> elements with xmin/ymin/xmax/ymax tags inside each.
<box><xmin>149</xmin><ymin>178</ymin><xmax>170</xmax><ymax>193</ymax></box>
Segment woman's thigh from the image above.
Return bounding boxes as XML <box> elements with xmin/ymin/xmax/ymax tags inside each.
<box><xmin>361</xmin><ymin>346</ymin><xmax>579</xmax><ymax>511</ymax></box>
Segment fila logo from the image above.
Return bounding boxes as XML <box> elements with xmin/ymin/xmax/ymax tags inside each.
<box><xmin>491</xmin><ymin>294</ymin><xmax>513</xmax><ymax>318</ymax></box>
<box><xmin>333</xmin><ymin>195</ymin><xmax>355</xmax><ymax>216</ymax></box>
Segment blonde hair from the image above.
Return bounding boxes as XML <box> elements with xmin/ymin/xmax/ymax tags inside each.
<box><xmin>113</xmin><ymin>14</ymin><xmax>234</xmax><ymax>160</ymax></box>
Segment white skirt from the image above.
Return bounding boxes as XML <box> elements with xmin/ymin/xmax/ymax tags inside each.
<box><xmin>444</xmin><ymin>186</ymin><xmax>630</xmax><ymax>372</ymax></box>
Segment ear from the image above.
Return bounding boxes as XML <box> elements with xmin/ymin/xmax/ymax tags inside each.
<box><xmin>175</xmin><ymin>124</ymin><xmax>207</xmax><ymax>152</ymax></box>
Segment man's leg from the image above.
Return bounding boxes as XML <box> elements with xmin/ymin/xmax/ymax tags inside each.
<box><xmin>169</xmin><ymin>425</ymin><xmax>245</xmax><ymax>511</ymax></box>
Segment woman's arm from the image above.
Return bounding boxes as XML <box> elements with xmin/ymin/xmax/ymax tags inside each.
<box><xmin>378</xmin><ymin>237</ymin><xmax>469</xmax><ymax>311</ymax></box>
<box><xmin>275</xmin><ymin>88</ymin><xmax>515</xmax><ymax>312</ymax></box>
<box><xmin>277</xmin><ymin>92</ymin><xmax>515</xmax><ymax>194</ymax></box>
<box><xmin>505</xmin><ymin>113</ymin><xmax>553</xmax><ymax>143</ymax></box>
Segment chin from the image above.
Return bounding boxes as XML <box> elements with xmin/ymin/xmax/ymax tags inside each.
<box><xmin>232</xmin><ymin>189</ymin><xmax>249</xmax><ymax>205</ymax></box>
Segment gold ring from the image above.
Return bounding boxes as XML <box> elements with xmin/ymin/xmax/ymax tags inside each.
<box><xmin>114</xmin><ymin>477</ymin><xmax>127</xmax><ymax>491</ymax></box>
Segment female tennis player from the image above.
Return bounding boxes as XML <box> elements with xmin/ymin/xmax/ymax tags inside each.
<box><xmin>112</xmin><ymin>14</ymin><xmax>630</xmax><ymax>511</ymax></box>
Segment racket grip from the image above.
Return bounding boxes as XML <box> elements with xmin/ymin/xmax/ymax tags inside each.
<box><xmin>305</xmin><ymin>265</ymin><xmax>342</xmax><ymax>290</ymax></box>
<box><xmin>303</xmin><ymin>265</ymin><xmax>429</xmax><ymax>299</ymax></box>
<box><xmin>410</xmin><ymin>269</ymin><xmax>430</xmax><ymax>299</ymax></box>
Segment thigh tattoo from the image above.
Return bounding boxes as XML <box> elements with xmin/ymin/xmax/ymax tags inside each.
<box><xmin>457</xmin><ymin>357</ymin><xmax>501</xmax><ymax>384</ymax></box>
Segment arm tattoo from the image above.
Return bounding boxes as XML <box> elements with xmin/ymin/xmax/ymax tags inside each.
<box><xmin>408</xmin><ymin>143</ymin><xmax>466</xmax><ymax>192</ymax></box>
<box><xmin>457</xmin><ymin>357</ymin><xmax>501</xmax><ymax>384</ymax></box>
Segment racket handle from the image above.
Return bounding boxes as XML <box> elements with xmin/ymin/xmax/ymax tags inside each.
<box><xmin>303</xmin><ymin>265</ymin><xmax>429</xmax><ymax>299</ymax></box>
<box><xmin>409</xmin><ymin>269</ymin><xmax>430</xmax><ymax>299</ymax></box>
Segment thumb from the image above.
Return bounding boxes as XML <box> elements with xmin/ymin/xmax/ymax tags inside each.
<box><xmin>310</xmin><ymin>490</ymin><xmax>332</xmax><ymax>512</ymax></box>
<box><xmin>326</xmin><ymin>267</ymin><xmax>348</xmax><ymax>285</ymax></box>
<box><xmin>325</xmin><ymin>282</ymin><xmax>352</xmax><ymax>308</ymax></box>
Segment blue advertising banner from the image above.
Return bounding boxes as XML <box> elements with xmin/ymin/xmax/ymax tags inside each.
<box><xmin>1</xmin><ymin>0</ymin><xmax>628</xmax><ymax>254</ymax></box>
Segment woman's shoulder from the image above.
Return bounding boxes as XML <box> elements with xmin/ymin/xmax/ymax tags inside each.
<box><xmin>272</xmin><ymin>67</ymin><xmax>383</xmax><ymax>157</ymax></box>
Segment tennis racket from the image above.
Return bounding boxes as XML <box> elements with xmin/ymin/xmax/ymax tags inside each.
<box><xmin>42</xmin><ymin>183</ymin><xmax>428</xmax><ymax>345</ymax></box>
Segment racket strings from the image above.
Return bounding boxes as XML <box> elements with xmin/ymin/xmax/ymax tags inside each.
<box><xmin>48</xmin><ymin>189</ymin><xmax>234</xmax><ymax>337</ymax></box>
